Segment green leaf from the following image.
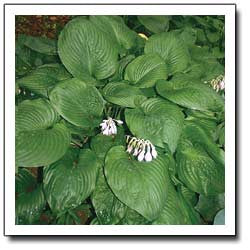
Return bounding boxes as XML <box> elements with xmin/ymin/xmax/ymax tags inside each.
<box><xmin>16</xmin><ymin>184</ymin><xmax>46</xmax><ymax>224</ymax></box>
<box><xmin>195</xmin><ymin>193</ymin><xmax>224</xmax><ymax>223</ymax></box>
<box><xmin>43</xmin><ymin>148</ymin><xmax>101</xmax><ymax>215</ymax></box>
<box><xmin>153</xmin><ymin>153</ymin><xmax>200</xmax><ymax>225</ymax></box>
<box><xmin>176</xmin><ymin>145</ymin><xmax>225</xmax><ymax>195</ymax></box>
<box><xmin>58</xmin><ymin>17</ymin><xmax>118</xmax><ymax>82</ymax></box>
<box><xmin>213</xmin><ymin>209</ymin><xmax>225</xmax><ymax>225</ymax></box>
<box><xmin>90</xmin><ymin>127</ymin><xmax>125</xmax><ymax>161</ymax></box>
<box><xmin>137</xmin><ymin>15</ymin><xmax>170</xmax><ymax>33</ymax></box>
<box><xmin>125</xmin><ymin>98</ymin><xmax>184</xmax><ymax>153</ymax></box>
<box><xmin>118</xmin><ymin>207</ymin><xmax>151</xmax><ymax>225</ymax></box>
<box><xmin>179</xmin><ymin>185</ymin><xmax>198</xmax><ymax>207</ymax></box>
<box><xmin>91</xmin><ymin>168</ymin><xmax>127</xmax><ymax>224</ymax></box>
<box><xmin>16</xmin><ymin>64</ymin><xmax>71</xmax><ymax>97</ymax></box>
<box><xmin>90</xmin><ymin>15</ymin><xmax>137</xmax><ymax>53</ymax></box>
<box><xmin>104</xmin><ymin>146</ymin><xmax>169</xmax><ymax>221</ymax></box>
<box><xmin>18</xmin><ymin>34</ymin><xmax>57</xmax><ymax>55</ymax></box>
<box><xmin>183</xmin><ymin>121</ymin><xmax>224</xmax><ymax>165</ymax></box>
<box><xmin>15</xmin><ymin>168</ymin><xmax>36</xmax><ymax>194</ymax></box>
<box><xmin>156</xmin><ymin>74</ymin><xmax>224</xmax><ymax>112</ymax></box>
<box><xmin>144</xmin><ymin>32</ymin><xmax>190</xmax><ymax>75</ymax></box>
<box><xmin>49</xmin><ymin>78</ymin><xmax>105</xmax><ymax>128</ymax></box>
<box><xmin>16</xmin><ymin>99</ymin><xmax>71</xmax><ymax>167</ymax></box>
<box><xmin>124</xmin><ymin>53</ymin><xmax>168</xmax><ymax>88</ymax></box>
<box><xmin>102</xmin><ymin>81</ymin><xmax>147</xmax><ymax>108</ymax></box>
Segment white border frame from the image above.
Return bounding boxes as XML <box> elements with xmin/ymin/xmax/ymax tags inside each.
<box><xmin>4</xmin><ymin>3</ymin><xmax>236</xmax><ymax>236</ymax></box>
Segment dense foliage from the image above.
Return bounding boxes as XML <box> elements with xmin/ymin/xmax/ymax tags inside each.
<box><xmin>15</xmin><ymin>15</ymin><xmax>225</xmax><ymax>225</ymax></box>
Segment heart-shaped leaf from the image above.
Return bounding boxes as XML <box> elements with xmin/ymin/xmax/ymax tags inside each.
<box><xmin>125</xmin><ymin>98</ymin><xmax>184</xmax><ymax>153</ymax></box>
<box><xmin>58</xmin><ymin>17</ymin><xmax>118</xmax><ymax>82</ymax></box>
<box><xmin>102</xmin><ymin>81</ymin><xmax>147</xmax><ymax>108</ymax></box>
<box><xmin>104</xmin><ymin>146</ymin><xmax>169</xmax><ymax>221</ymax></box>
<box><xmin>16</xmin><ymin>99</ymin><xmax>71</xmax><ymax>167</ymax></box>
<box><xmin>16</xmin><ymin>63</ymin><xmax>71</xmax><ymax>97</ymax></box>
<box><xmin>43</xmin><ymin>148</ymin><xmax>101</xmax><ymax>215</ymax></box>
<box><xmin>49</xmin><ymin>78</ymin><xmax>105</xmax><ymax>128</ymax></box>
<box><xmin>176</xmin><ymin>145</ymin><xmax>225</xmax><ymax>195</ymax></box>
<box><xmin>124</xmin><ymin>53</ymin><xmax>167</xmax><ymax>88</ymax></box>
<box><xmin>90</xmin><ymin>15</ymin><xmax>137</xmax><ymax>53</ymax></box>
<box><xmin>144</xmin><ymin>32</ymin><xmax>190</xmax><ymax>75</ymax></box>
<box><xmin>156</xmin><ymin>74</ymin><xmax>224</xmax><ymax>112</ymax></box>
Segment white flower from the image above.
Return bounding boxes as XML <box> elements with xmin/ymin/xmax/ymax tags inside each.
<box><xmin>151</xmin><ymin>144</ymin><xmax>158</xmax><ymax>159</ymax></box>
<box><xmin>209</xmin><ymin>75</ymin><xmax>225</xmax><ymax>92</ymax></box>
<box><xmin>100</xmin><ymin>117</ymin><xmax>123</xmax><ymax>136</ymax></box>
<box><xmin>125</xmin><ymin>136</ymin><xmax>157</xmax><ymax>162</ymax></box>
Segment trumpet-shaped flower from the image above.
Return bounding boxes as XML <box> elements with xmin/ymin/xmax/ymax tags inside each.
<box><xmin>99</xmin><ymin>117</ymin><xmax>123</xmax><ymax>136</ymax></box>
<box><xmin>125</xmin><ymin>136</ymin><xmax>157</xmax><ymax>162</ymax></box>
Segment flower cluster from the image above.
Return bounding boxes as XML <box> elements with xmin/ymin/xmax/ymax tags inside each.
<box><xmin>206</xmin><ymin>75</ymin><xmax>225</xmax><ymax>92</ymax></box>
<box><xmin>126</xmin><ymin>135</ymin><xmax>157</xmax><ymax>162</ymax></box>
<box><xmin>100</xmin><ymin>117</ymin><xmax>123</xmax><ymax>136</ymax></box>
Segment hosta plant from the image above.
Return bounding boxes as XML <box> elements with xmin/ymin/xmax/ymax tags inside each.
<box><xmin>15</xmin><ymin>15</ymin><xmax>225</xmax><ymax>225</ymax></box>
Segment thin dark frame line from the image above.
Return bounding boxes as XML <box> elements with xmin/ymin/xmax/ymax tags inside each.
<box><xmin>3</xmin><ymin>3</ymin><xmax>237</xmax><ymax>237</ymax></box>
<box><xmin>4</xmin><ymin>3</ymin><xmax>236</xmax><ymax>5</ymax></box>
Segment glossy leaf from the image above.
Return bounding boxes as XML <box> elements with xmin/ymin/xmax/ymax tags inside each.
<box><xmin>58</xmin><ymin>17</ymin><xmax>118</xmax><ymax>82</ymax></box>
<box><xmin>16</xmin><ymin>63</ymin><xmax>71</xmax><ymax>97</ymax></box>
<box><xmin>156</xmin><ymin>74</ymin><xmax>224</xmax><ymax>112</ymax></box>
<box><xmin>16</xmin><ymin>184</ymin><xmax>46</xmax><ymax>224</ymax></box>
<box><xmin>90</xmin><ymin>15</ymin><xmax>137</xmax><ymax>53</ymax></box>
<box><xmin>176</xmin><ymin>145</ymin><xmax>225</xmax><ymax>195</ymax></box>
<box><xmin>49</xmin><ymin>78</ymin><xmax>105</xmax><ymax>128</ymax></box>
<box><xmin>43</xmin><ymin>148</ymin><xmax>101</xmax><ymax>214</ymax></box>
<box><xmin>104</xmin><ymin>146</ymin><xmax>169</xmax><ymax>221</ymax></box>
<box><xmin>102</xmin><ymin>81</ymin><xmax>147</xmax><ymax>108</ymax></box>
<box><xmin>144</xmin><ymin>32</ymin><xmax>190</xmax><ymax>75</ymax></box>
<box><xmin>124</xmin><ymin>53</ymin><xmax>167</xmax><ymax>88</ymax></box>
<box><xmin>125</xmin><ymin>98</ymin><xmax>184</xmax><ymax>152</ymax></box>
<box><xmin>16</xmin><ymin>99</ymin><xmax>71</xmax><ymax>167</ymax></box>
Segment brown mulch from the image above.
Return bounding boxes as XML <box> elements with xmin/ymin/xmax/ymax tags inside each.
<box><xmin>15</xmin><ymin>15</ymin><xmax>73</xmax><ymax>39</ymax></box>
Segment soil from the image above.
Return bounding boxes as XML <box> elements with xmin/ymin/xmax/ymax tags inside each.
<box><xmin>15</xmin><ymin>15</ymin><xmax>73</xmax><ymax>39</ymax></box>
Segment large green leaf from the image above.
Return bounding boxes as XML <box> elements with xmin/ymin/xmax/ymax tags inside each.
<box><xmin>137</xmin><ymin>15</ymin><xmax>170</xmax><ymax>34</ymax></box>
<box><xmin>124</xmin><ymin>53</ymin><xmax>167</xmax><ymax>88</ymax></box>
<box><xmin>91</xmin><ymin>168</ymin><xmax>127</xmax><ymax>224</ymax></box>
<box><xmin>58</xmin><ymin>17</ymin><xmax>118</xmax><ymax>82</ymax></box>
<box><xmin>16</xmin><ymin>183</ymin><xmax>46</xmax><ymax>224</ymax></box>
<box><xmin>18</xmin><ymin>34</ymin><xmax>57</xmax><ymax>55</ymax></box>
<box><xmin>153</xmin><ymin>153</ymin><xmax>200</xmax><ymax>225</ymax></box>
<box><xmin>176</xmin><ymin>145</ymin><xmax>225</xmax><ymax>195</ymax></box>
<box><xmin>125</xmin><ymin>98</ymin><xmax>184</xmax><ymax>153</ymax></box>
<box><xmin>16</xmin><ymin>99</ymin><xmax>71</xmax><ymax>167</ymax></box>
<box><xmin>16</xmin><ymin>64</ymin><xmax>71</xmax><ymax>97</ymax></box>
<box><xmin>144</xmin><ymin>32</ymin><xmax>190</xmax><ymax>75</ymax></box>
<box><xmin>43</xmin><ymin>148</ymin><xmax>101</xmax><ymax>215</ymax></box>
<box><xmin>183</xmin><ymin>121</ymin><xmax>224</xmax><ymax>165</ymax></box>
<box><xmin>104</xmin><ymin>146</ymin><xmax>169</xmax><ymax>221</ymax></box>
<box><xmin>156</xmin><ymin>74</ymin><xmax>224</xmax><ymax>112</ymax></box>
<box><xmin>89</xmin><ymin>15</ymin><xmax>137</xmax><ymax>53</ymax></box>
<box><xmin>102</xmin><ymin>81</ymin><xmax>147</xmax><ymax>108</ymax></box>
<box><xmin>49</xmin><ymin>78</ymin><xmax>105</xmax><ymax>128</ymax></box>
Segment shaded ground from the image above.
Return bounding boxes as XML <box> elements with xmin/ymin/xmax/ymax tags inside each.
<box><xmin>15</xmin><ymin>15</ymin><xmax>73</xmax><ymax>39</ymax></box>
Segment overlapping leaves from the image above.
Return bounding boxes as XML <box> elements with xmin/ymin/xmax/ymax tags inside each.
<box><xmin>16</xmin><ymin>99</ymin><xmax>71</xmax><ymax>167</ymax></box>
